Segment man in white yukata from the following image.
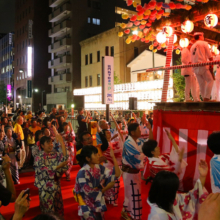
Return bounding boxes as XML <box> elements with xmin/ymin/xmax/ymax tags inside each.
<box><xmin>181</xmin><ymin>41</ymin><xmax>200</xmax><ymax>102</ymax></box>
<box><xmin>214</xmin><ymin>45</ymin><xmax>220</xmax><ymax>101</ymax></box>
<box><xmin>121</xmin><ymin>123</ymin><xmax>148</xmax><ymax>220</ymax></box>
<box><xmin>190</xmin><ymin>32</ymin><xmax>214</xmax><ymax>101</ymax></box>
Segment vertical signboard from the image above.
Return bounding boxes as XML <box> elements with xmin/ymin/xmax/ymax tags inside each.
<box><xmin>27</xmin><ymin>47</ymin><xmax>32</xmax><ymax>77</ymax></box>
<box><xmin>7</xmin><ymin>84</ymin><xmax>12</xmax><ymax>101</ymax></box>
<box><xmin>28</xmin><ymin>20</ymin><xmax>33</xmax><ymax>39</ymax></box>
<box><xmin>27</xmin><ymin>80</ymin><xmax>32</xmax><ymax>98</ymax></box>
<box><xmin>102</xmin><ymin>56</ymin><xmax>114</xmax><ymax>104</ymax></box>
<box><xmin>9</xmin><ymin>33</ymin><xmax>12</xmax><ymax>45</ymax></box>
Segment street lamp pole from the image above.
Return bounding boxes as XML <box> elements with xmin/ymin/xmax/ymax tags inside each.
<box><xmin>42</xmin><ymin>90</ymin><xmax>45</xmax><ymax>110</ymax></box>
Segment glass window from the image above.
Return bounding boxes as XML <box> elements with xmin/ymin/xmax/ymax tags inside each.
<box><xmin>85</xmin><ymin>76</ymin><xmax>88</xmax><ymax>87</ymax></box>
<box><xmin>111</xmin><ymin>46</ymin><xmax>114</xmax><ymax>57</ymax></box>
<box><xmin>88</xmin><ymin>17</ymin><xmax>91</xmax><ymax>23</ymax></box>
<box><xmin>89</xmin><ymin>75</ymin><xmax>92</xmax><ymax>87</ymax></box>
<box><xmin>97</xmin><ymin>74</ymin><xmax>100</xmax><ymax>86</ymax></box>
<box><xmin>97</xmin><ymin>51</ymin><xmax>100</xmax><ymax>62</ymax></box>
<box><xmin>85</xmin><ymin>55</ymin><xmax>88</xmax><ymax>65</ymax></box>
<box><xmin>92</xmin><ymin>18</ymin><xmax>97</xmax><ymax>25</ymax></box>
<box><xmin>97</xmin><ymin>19</ymin><xmax>100</xmax><ymax>25</ymax></box>
<box><xmin>90</xmin><ymin>53</ymin><xmax>92</xmax><ymax>64</ymax></box>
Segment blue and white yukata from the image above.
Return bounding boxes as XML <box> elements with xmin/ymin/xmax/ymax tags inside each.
<box><xmin>74</xmin><ymin>164</ymin><xmax>118</xmax><ymax>220</ymax></box>
<box><xmin>34</xmin><ymin>151</ymin><xmax>68</xmax><ymax>216</ymax></box>
<box><xmin>122</xmin><ymin>136</ymin><xmax>145</xmax><ymax>220</ymax></box>
<box><xmin>210</xmin><ymin>154</ymin><xmax>220</xmax><ymax>193</ymax></box>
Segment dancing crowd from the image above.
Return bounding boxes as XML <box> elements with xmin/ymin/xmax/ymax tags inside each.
<box><xmin>0</xmin><ymin>107</ymin><xmax>220</xmax><ymax>220</ymax></box>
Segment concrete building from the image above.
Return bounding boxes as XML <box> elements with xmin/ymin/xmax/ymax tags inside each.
<box><xmin>0</xmin><ymin>33</ymin><xmax>14</xmax><ymax>104</ymax></box>
<box><xmin>46</xmin><ymin>0</ymin><xmax>146</xmax><ymax>110</ymax></box>
<box><xmin>14</xmin><ymin>0</ymin><xmax>51</xmax><ymax>112</ymax></box>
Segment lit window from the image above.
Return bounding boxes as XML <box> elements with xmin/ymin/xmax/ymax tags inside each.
<box><xmin>92</xmin><ymin>18</ymin><xmax>97</xmax><ymax>24</ymax></box>
<box><xmin>97</xmin><ymin>19</ymin><xmax>100</xmax><ymax>25</ymax></box>
<box><xmin>88</xmin><ymin>17</ymin><xmax>91</xmax><ymax>23</ymax></box>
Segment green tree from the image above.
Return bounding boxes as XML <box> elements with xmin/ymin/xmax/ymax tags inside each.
<box><xmin>0</xmin><ymin>82</ymin><xmax>6</xmax><ymax>104</ymax></box>
<box><xmin>114</xmin><ymin>71</ymin><xmax>121</xmax><ymax>84</ymax></box>
<box><xmin>172</xmin><ymin>58</ymin><xmax>185</xmax><ymax>102</ymax></box>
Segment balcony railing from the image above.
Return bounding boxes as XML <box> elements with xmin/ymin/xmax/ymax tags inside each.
<box><xmin>49</xmin><ymin>0</ymin><xmax>66</xmax><ymax>8</ymax></box>
<box><xmin>48</xmin><ymin>37</ymin><xmax>71</xmax><ymax>53</ymax></box>
<box><xmin>49</xmin><ymin>3</ymin><xmax>71</xmax><ymax>22</ymax></box>
<box><xmin>48</xmin><ymin>55</ymin><xmax>71</xmax><ymax>69</ymax></box>
<box><xmin>48</xmin><ymin>20</ymin><xmax>71</xmax><ymax>38</ymax></box>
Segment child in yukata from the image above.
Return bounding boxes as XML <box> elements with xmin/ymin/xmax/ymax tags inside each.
<box><xmin>60</xmin><ymin>122</ymin><xmax>75</xmax><ymax>181</ymax></box>
<box><xmin>34</xmin><ymin>133</ymin><xmax>68</xmax><ymax>216</ymax></box>
<box><xmin>148</xmin><ymin>160</ymin><xmax>209</xmax><ymax>220</ymax></box>
<box><xmin>142</xmin><ymin>129</ymin><xmax>187</xmax><ymax>189</ymax></box>
<box><xmin>74</xmin><ymin>145</ymin><xmax>121</xmax><ymax>220</ymax></box>
<box><xmin>207</xmin><ymin>132</ymin><xmax>220</xmax><ymax>193</ymax></box>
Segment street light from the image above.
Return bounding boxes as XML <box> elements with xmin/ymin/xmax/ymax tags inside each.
<box><xmin>34</xmin><ymin>89</ymin><xmax>38</xmax><ymax>92</ymax></box>
<box><xmin>18</xmin><ymin>95</ymin><xmax>21</xmax><ymax>99</ymax></box>
<box><xmin>71</xmin><ymin>104</ymin><xmax>75</xmax><ymax>108</ymax></box>
<box><xmin>19</xmin><ymin>69</ymin><xmax>24</xmax><ymax>73</ymax></box>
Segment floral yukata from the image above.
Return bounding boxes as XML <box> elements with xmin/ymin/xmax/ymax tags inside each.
<box><xmin>61</xmin><ymin>130</ymin><xmax>75</xmax><ymax>179</ymax></box>
<box><xmin>74</xmin><ymin>164</ymin><xmax>118</xmax><ymax>220</ymax></box>
<box><xmin>102</xmin><ymin>135</ymin><xmax>123</xmax><ymax>205</ymax></box>
<box><xmin>34</xmin><ymin>151</ymin><xmax>68</xmax><ymax>216</ymax></box>
<box><xmin>148</xmin><ymin>179</ymin><xmax>208</xmax><ymax>220</ymax></box>
<box><xmin>122</xmin><ymin>136</ymin><xmax>146</xmax><ymax>220</ymax></box>
<box><xmin>144</xmin><ymin>146</ymin><xmax>187</xmax><ymax>190</ymax></box>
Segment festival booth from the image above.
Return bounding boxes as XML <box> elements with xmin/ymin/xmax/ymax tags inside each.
<box><xmin>120</xmin><ymin>0</ymin><xmax>220</xmax><ymax>192</ymax></box>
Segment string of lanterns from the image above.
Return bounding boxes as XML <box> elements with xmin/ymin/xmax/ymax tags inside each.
<box><xmin>119</xmin><ymin>0</ymin><xmax>219</xmax><ymax>55</ymax></box>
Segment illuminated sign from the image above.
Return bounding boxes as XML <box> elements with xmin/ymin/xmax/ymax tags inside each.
<box><xmin>28</xmin><ymin>20</ymin><xmax>33</xmax><ymax>39</ymax></box>
<box><xmin>27</xmin><ymin>47</ymin><xmax>32</xmax><ymax>77</ymax></box>
<box><xmin>7</xmin><ymin>84</ymin><xmax>12</xmax><ymax>101</ymax></box>
<box><xmin>102</xmin><ymin>56</ymin><xmax>114</xmax><ymax>104</ymax></box>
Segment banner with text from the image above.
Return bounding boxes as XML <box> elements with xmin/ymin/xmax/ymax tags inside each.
<box><xmin>102</xmin><ymin>56</ymin><xmax>114</xmax><ymax>104</ymax></box>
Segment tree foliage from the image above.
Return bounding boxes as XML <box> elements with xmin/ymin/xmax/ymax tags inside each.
<box><xmin>173</xmin><ymin>58</ymin><xmax>185</xmax><ymax>102</ymax></box>
<box><xmin>114</xmin><ymin>71</ymin><xmax>121</xmax><ymax>84</ymax></box>
<box><xmin>0</xmin><ymin>82</ymin><xmax>6</xmax><ymax>104</ymax></box>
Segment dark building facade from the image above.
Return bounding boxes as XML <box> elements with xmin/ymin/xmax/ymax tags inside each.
<box><xmin>14</xmin><ymin>0</ymin><xmax>51</xmax><ymax>112</ymax></box>
<box><xmin>46</xmin><ymin>0</ymin><xmax>146</xmax><ymax>110</ymax></box>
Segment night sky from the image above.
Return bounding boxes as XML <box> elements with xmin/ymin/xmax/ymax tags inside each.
<box><xmin>0</xmin><ymin>0</ymin><xmax>15</xmax><ymax>33</ymax></box>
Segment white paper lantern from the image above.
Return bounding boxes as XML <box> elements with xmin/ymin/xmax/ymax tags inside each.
<box><xmin>181</xmin><ymin>20</ymin><xmax>194</xmax><ymax>33</ymax></box>
<box><xmin>204</xmin><ymin>14</ymin><xmax>218</xmax><ymax>28</ymax></box>
<box><xmin>156</xmin><ymin>32</ymin><xmax>166</xmax><ymax>43</ymax></box>
<box><xmin>179</xmin><ymin>38</ymin><xmax>189</xmax><ymax>48</ymax></box>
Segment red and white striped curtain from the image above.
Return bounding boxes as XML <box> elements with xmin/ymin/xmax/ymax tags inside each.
<box><xmin>153</xmin><ymin>110</ymin><xmax>220</xmax><ymax>192</ymax></box>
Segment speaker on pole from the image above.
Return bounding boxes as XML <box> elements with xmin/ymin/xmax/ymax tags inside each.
<box><xmin>129</xmin><ymin>97</ymin><xmax>137</xmax><ymax>110</ymax></box>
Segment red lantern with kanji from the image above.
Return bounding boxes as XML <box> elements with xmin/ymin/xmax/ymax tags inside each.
<box><xmin>204</xmin><ymin>14</ymin><xmax>218</xmax><ymax>28</ymax></box>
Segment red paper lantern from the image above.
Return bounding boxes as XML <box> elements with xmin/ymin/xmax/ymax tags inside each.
<box><xmin>130</xmin><ymin>15</ymin><xmax>137</xmax><ymax>22</ymax></box>
<box><xmin>136</xmin><ymin>5</ymin><xmax>143</xmax><ymax>12</ymax></box>
<box><xmin>139</xmin><ymin>25</ymin><xmax>145</xmax><ymax>29</ymax></box>
<box><xmin>134</xmin><ymin>21</ymin><xmax>140</xmax><ymax>26</ymax></box>
<box><xmin>127</xmin><ymin>0</ymin><xmax>133</xmax><ymax>6</ymax></box>
<box><xmin>124</xmin><ymin>29</ymin><xmax>130</xmax><ymax>34</ymax></box>
<box><xmin>168</xmin><ymin>2</ymin><xmax>176</xmax><ymax>9</ymax></box>
<box><xmin>143</xmin><ymin>15</ymin><xmax>149</xmax><ymax>19</ymax></box>
<box><xmin>138</xmin><ymin>9</ymin><xmax>145</xmax><ymax>16</ymax></box>
<box><xmin>141</xmin><ymin>38</ymin><xmax>145</xmax><ymax>42</ymax></box>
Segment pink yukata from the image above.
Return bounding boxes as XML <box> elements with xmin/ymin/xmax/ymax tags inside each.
<box><xmin>148</xmin><ymin>179</ymin><xmax>208</xmax><ymax>220</ymax></box>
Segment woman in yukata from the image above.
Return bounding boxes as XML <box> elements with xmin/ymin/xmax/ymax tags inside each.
<box><xmin>100</xmin><ymin>113</ymin><xmax>124</xmax><ymax>206</ymax></box>
<box><xmin>74</xmin><ymin>145</ymin><xmax>121</xmax><ymax>220</ymax></box>
<box><xmin>147</xmin><ymin>159</ymin><xmax>209</xmax><ymax>220</ymax></box>
<box><xmin>142</xmin><ymin>129</ymin><xmax>187</xmax><ymax>189</ymax></box>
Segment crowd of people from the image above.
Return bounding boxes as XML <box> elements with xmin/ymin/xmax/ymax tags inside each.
<box><xmin>0</xmin><ymin>107</ymin><xmax>220</xmax><ymax>220</ymax></box>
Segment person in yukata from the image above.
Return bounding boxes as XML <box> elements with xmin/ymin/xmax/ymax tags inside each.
<box><xmin>207</xmin><ymin>132</ymin><xmax>220</xmax><ymax>193</ymax></box>
<box><xmin>74</xmin><ymin>145</ymin><xmax>121</xmax><ymax>220</ymax></box>
<box><xmin>147</xmin><ymin>159</ymin><xmax>209</xmax><ymax>220</ymax></box>
<box><xmin>60</xmin><ymin>122</ymin><xmax>75</xmax><ymax>181</ymax></box>
<box><xmin>34</xmin><ymin>133</ymin><xmax>68</xmax><ymax>217</ymax></box>
<box><xmin>121</xmin><ymin>123</ymin><xmax>146</xmax><ymax>220</ymax></box>
<box><xmin>142</xmin><ymin>129</ymin><xmax>187</xmax><ymax>189</ymax></box>
<box><xmin>100</xmin><ymin>113</ymin><xmax>124</xmax><ymax>207</ymax></box>
<box><xmin>31</xmin><ymin>130</ymin><xmax>43</xmax><ymax>159</ymax></box>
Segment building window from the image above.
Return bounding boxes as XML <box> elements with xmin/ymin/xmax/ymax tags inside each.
<box><xmin>89</xmin><ymin>75</ymin><xmax>92</xmax><ymax>87</ymax></box>
<box><xmin>93</xmin><ymin>1</ymin><xmax>101</xmax><ymax>9</ymax></box>
<box><xmin>88</xmin><ymin>0</ymin><xmax>91</xmax><ymax>7</ymax></box>
<box><xmin>97</xmin><ymin>74</ymin><xmax>100</xmax><ymax>86</ymax></box>
<box><xmin>85</xmin><ymin>76</ymin><xmax>88</xmax><ymax>87</ymax></box>
<box><xmin>88</xmin><ymin>17</ymin><xmax>91</xmax><ymax>23</ymax></box>
<box><xmin>111</xmin><ymin>46</ymin><xmax>114</xmax><ymax>57</ymax></box>
<box><xmin>85</xmin><ymin>55</ymin><xmax>88</xmax><ymax>65</ymax></box>
<box><xmin>90</xmin><ymin>53</ymin><xmax>92</xmax><ymax>64</ymax></box>
<box><xmin>97</xmin><ymin>51</ymin><xmax>100</xmax><ymax>62</ymax></box>
<box><xmin>105</xmin><ymin>46</ymin><xmax>109</xmax><ymax>56</ymax></box>
<box><xmin>134</xmin><ymin>47</ymin><xmax>138</xmax><ymax>58</ymax></box>
<box><xmin>92</xmin><ymin>18</ymin><xmax>100</xmax><ymax>25</ymax></box>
